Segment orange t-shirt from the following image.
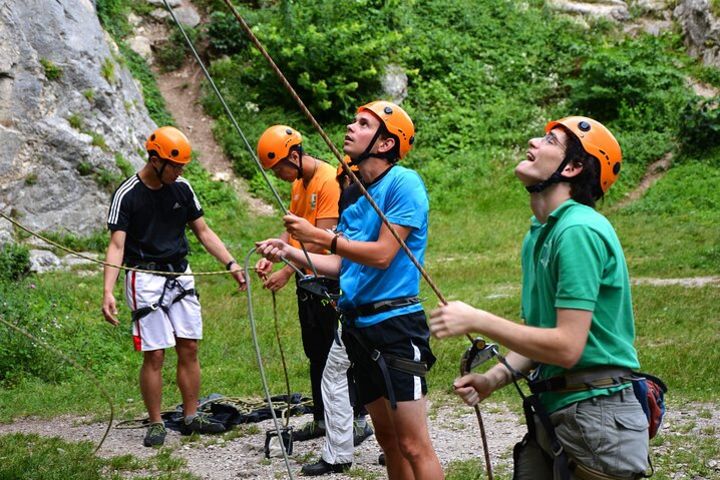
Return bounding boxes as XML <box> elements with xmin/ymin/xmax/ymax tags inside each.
<box><xmin>289</xmin><ymin>160</ymin><xmax>340</xmax><ymax>250</ymax></box>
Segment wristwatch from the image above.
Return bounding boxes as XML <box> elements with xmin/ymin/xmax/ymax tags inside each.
<box><xmin>225</xmin><ymin>259</ymin><xmax>237</xmax><ymax>271</ymax></box>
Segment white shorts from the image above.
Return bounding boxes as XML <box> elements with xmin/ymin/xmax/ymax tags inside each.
<box><xmin>124</xmin><ymin>268</ymin><xmax>202</xmax><ymax>352</ymax></box>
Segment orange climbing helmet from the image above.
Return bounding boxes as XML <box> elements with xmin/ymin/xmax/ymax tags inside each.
<box><xmin>257</xmin><ymin>125</ymin><xmax>303</xmax><ymax>170</ymax></box>
<box><xmin>145</xmin><ymin>126</ymin><xmax>192</xmax><ymax>165</ymax></box>
<box><xmin>357</xmin><ymin>101</ymin><xmax>415</xmax><ymax>161</ymax></box>
<box><xmin>336</xmin><ymin>156</ymin><xmax>360</xmax><ymax>178</ymax></box>
<box><xmin>545</xmin><ymin>116</ymin><xmax>622</xmax><ymax>193</ymax></box>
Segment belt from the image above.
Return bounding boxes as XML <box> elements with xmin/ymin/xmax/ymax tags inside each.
<box><xmin>528</xmin><ymin>366</ymin><xmax>633</xmax><ymax>394</ymax></box>
<box><xmin>127</xmin><ymin>259</ymin><xmax>188</xmax><ymax>274</ymax></box>
<box><xmin>341</xmin><ymin>296</ymin><xmax>420</xmax><ymax>319</ymax></box>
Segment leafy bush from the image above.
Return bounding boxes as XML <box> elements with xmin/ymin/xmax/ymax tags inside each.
<box><xmin>204</xmin><ymin>0</ymin><xmax>405</xmax><ymax>122</ymax></box>
<box><xmin>155</xmin><ymin>27</ymin><xmax>200</xmax><ymax>73</ymax></box>
<box><xmin>0</xmin><ymin>244</ymin><xmax>30</xmax><ymax>282</ymax></box>
<box><xmin>39</xmin><ymin>58</ymin><xmax>62</xmax><ymax>80</ymax></box>
<box><xmin>679</xmin><ymin>96</ymin><xmax>720</xmax><ymax>156</ymax></box>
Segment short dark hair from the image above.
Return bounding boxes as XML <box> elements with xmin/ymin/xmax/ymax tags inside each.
<box><xmin>560</xmin><ymin>127</ymin><xmax>603</xmax><ymax>207</ymax></box>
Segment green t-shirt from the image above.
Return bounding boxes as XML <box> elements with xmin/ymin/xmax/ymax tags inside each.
<box><xmin>520</xmin><ymin>199</ymin><xmax>640</xmax><ymax>413</ymax></box>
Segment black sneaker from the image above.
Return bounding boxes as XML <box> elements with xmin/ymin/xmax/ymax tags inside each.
<box><xmin>143</xmin><ymin>422</ymin><xmax>167</xmax><ymax>447</ymax></box>
<box><xmin>294</xmin><ymin>420</ymin><xmax>325</xmax><ymax>442</ymax></box>
<box><xmin>185</xmin><ymin>413</ymin><xmax>226</xmax><ymax>434</ymax></box>
<box><xmin>378</xmin><ymin>453</ymin><xmax>386</xmax><ymax>466</ymax></box>
<box><xmin>301</xmin><ymin>459</ymin><xmax>351</xmax><ymax>476</ymax></box>
<box><xmin>353</xmin><ymin>421</ymin><xmax>374</xmax><ymax>446</ymax></box>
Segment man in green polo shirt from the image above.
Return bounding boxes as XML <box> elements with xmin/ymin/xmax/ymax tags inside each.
<box><xmin>429</xmin><ymin>117</ymin><xmax>649</xmax><ymax>479</ymax></box>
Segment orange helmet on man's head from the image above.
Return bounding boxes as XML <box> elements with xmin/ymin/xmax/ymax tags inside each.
<box><xmin>357</xmin><ymin>100</ymin><xmax>415</xmax><ymax>161</ymax></box>
<box><xmin>545</xmin><ymin>116</ymin><xmax>622</xmax><ymax>193</ymax></box>
<box><xmin>257</xmin><ymin>125</ymin><xmax>303</xmax><ymax>170</ymax></box>
<box><xmin>146</xmin><ymin>126</ymin><xmax>192</xmax><ymax>164</ymax></box>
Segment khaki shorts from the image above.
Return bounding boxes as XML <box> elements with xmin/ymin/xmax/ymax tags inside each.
<box><xmin>514</xmin><ymin>388</ymin><xmax>649</xmax><ymax>480</ymax></box>
<box><xmin>125</xmin><ymin>269</ymin><xmax>202</xmax><ymax>351</ymax></box>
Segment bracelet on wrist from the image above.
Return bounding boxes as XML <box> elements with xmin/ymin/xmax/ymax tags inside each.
<box><xmin>330</xmin><ymin>232</ymin><xmax>343</xmax><ymax>254</ymax></box>
<box><xmin>225</xmin><ymin>259</ymin><xmax>237</xmax><ymax>271</ymax></box>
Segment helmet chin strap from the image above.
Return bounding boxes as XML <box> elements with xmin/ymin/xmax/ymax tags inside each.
<box><xmin>349</xmin><ymin>126</ymin><xmax>395</xmax><ymax>166</ymax></box>
<box><xmin>152</xmin><ymin>158</ymin><xmax>169</xmax><ymax>185</ymax></box>
<box><xmin>525</xmin><ymin>158</ymin><xmax>573</xmax><ymax>193</ymax></box>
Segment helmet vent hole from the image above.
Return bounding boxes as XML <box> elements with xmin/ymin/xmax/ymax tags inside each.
<box><xmin>150</xmin><ymin>134</ymin><xmax>156</xmax><ymax>141</ymax></box>
<box><xmin>285</xmin><ymin>129</ymin><xmax>292</xmax><ymax>135</ymax></box>
<box><xmin>578</xmin><ymin>121</ymin><xmax>591</xmax><ymax>132</ymax></box>
<box><xmin>171</xmin><ymin>149</ymin><xmax>179</xmax><ymax>157</ymax></box>
<box><xmin>384</xmin><ymin>106</ymin><xmax>393</xmax><ymax>114</ymax></box>
<box><xmin>409</xmin><ymin>136</ymin><xmax>415</xmax><ymax>145</ymax></box>
<box><xmin>268</xmin><ymin>152</ymin><xmax>275</xmax><ymax>159</ymax></box>
<box><xmin>613</xmin><ymin>162</ymin><xmax>621</xmax><ymax>175</ymax></box>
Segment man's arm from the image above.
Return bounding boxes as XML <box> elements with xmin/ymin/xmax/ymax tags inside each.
<box><xmin>102</xmin><ymin>230</ymin><xmax>126</xmax><ymax>326</ymax></box>
<box><xmin>454</xmin><ymin>351</ymin><xmax>535</xmax><ymax>406</ymax></box>
<box><xmin>284</xmin><ymin>214</ymin><xmax>410</xmax><ymax>270</ymax></box>
<box><xmin>430</xmin><ymin>302</ymin><xmax>592</xmax><ymax>369</ymax></box>
<box><xmin>189</xmin><ymin>217</ymin><xmax>247</xmax><ymax>290</ymax></box>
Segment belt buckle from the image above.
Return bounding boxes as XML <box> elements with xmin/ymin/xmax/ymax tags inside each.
<box><xmin>371</xmin><ymin>350</ymin><xmax>381</xmax><ymax>362</ymax></box>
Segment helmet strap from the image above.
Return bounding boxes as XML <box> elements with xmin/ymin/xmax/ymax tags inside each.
<box><xmin>350</xmin><ymin>125</ymin><xmax>398</xmax><ymax>166</ymax></box>
<box><xmin>151</xmin><ymin>158</ymin><xmax>168</xmax><ymax>184</ymax></box>
<box><xmin>525</xmin><ymin>159</ymin><xmax>574</xmax><ymax>194</ymax></box>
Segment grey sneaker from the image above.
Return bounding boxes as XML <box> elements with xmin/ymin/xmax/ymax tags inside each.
<box><xmin>353</xmin><ymin>421</ymin><xmax>374</xmax><ymax>446</ymax></box>
<box><xmin>294</xmin><ymin>420</ymin><xmax>325</xmax><ymax>441</ymax></box>
<box><xmin>185</xmin><ymin>413</ymin><xmax>226</xmax><ymax>434</ymax></box>
<box><xmin>143</xmin><ymin>422</ymin><xmax>167</xmax><ymax>447</ymax></box>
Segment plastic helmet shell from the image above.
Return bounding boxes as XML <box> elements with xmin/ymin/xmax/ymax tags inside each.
<box><xmin>146</xmin><ymin>126</ymin><xmax>192</xmax><ymax>164</ymax></box>
<box><xmin>357</xmin><ymin>101</ymin><xmax>415</xmax><ymax>160</ymax></box>
<box><xmin>545</xmin><ymin>116</ymin><xmax>622</xmax><ymax>193</ymax></box>
<box><xmin>336</xmin><ymin>156</ymin><xmax>360</xmax><ymax>178</ymax></box>
<box><xmin>257</xmin><ymin>125</ymin><xmax>303</xmax><ymax>170</ymax></box>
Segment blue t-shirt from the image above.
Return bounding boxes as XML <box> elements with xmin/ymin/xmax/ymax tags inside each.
<box><xmin>337</xmin><ymin>165</ymin><xmax>429</xmax><ymax>327</ymax></box>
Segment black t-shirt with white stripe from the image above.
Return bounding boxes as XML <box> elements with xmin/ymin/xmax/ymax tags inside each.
<box><xmin>107</xmin><ymin>174</ymin><xmax>204</xmax><ymax>265</ymax></box>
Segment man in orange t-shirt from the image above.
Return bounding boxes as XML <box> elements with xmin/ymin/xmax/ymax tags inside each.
<box><xmin>255</xmin><ymin>125</ymin><xmax>340</xmax><ymax>441</ymax></box>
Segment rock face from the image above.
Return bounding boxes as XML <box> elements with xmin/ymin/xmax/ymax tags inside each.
<box><xmin>674</xmin><ymin>0</ymin><xmax>720</xmax><ymax>68</ymax></box>
<box><xmin>0</xmin><ymin>0</ymin><xmax>156</xmax><ymax>242</ymax></box>
<box><xmin>546</xmin><ymin>0</ymin><xmax>630</xmax><ymax>22</ymax></box>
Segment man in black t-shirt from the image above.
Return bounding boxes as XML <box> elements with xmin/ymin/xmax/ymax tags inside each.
<box><xmin>102</xmin><ymin>126</ymin><xmax>246</xmax><ymax>447</ymax></box>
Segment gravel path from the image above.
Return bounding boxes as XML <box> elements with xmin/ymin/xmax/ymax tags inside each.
<box><xmin>2</xmin><ymin>399</ymin><xmax>718</xmax><ymax>479</ymax></box>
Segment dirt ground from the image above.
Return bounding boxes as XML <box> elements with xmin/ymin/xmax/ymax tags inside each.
<box><xmin>0</xmin><ymin>399</ymin><xmax>717</xmax><ymax>479</ymax></box>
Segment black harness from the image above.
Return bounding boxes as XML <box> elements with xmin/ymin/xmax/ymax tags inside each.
<box><xmin>127</xmin><ymin>260</ymin><xmax>197</xmax><ymax>323</ymax></box>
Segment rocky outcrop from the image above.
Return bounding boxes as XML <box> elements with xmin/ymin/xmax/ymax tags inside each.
<box><xmin>674</xmin><ymin>0</ymin><xmax>720</xmax><ymax>68</ymax></box>
<box><xmin>0</xmin><ymin>0</ymin><xmax>156</xmax><ymax>242</ymax></box>
<box><xmin>546</xmin><ymin>0</ymin><xmax>630</xmax><ymax>22</ymax></box>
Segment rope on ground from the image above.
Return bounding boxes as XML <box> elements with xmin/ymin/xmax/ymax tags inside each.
<box><xmin>0</xmin><ymin>314</ymin><xmax>114</xmax><ymax>454</ymax></box>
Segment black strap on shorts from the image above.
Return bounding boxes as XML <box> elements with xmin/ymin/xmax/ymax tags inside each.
<box><xmin>341</xmin><ymin>296</ymin><xmax>420</xmax><ymax>323</ymax></box>
<box><xmin>528</xmin><ymin>366</ymin><xmax>633</xmax><ymax>395</ymax></box>
<box><xmin>131</xmin><ymin>276</ymin><xmax>196</xmax><ymax>323</ymax></box>
<box><xmin>127</xmin><ymin>259</ymin><xmax>188</xmax><ymax>274</ymax></box>
<box><xmin>343</xmin><ymin>325</ymin><xmax>427</xmax><ymax>410</ymax></box>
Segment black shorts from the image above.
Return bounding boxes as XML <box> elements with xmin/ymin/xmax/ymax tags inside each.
<box><xmin>342</xmin><ymin>310</ymin><xmax>436</xmax><ymax>406</ymax></box>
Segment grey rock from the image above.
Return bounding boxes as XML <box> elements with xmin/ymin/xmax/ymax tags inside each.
<box><xmin>29</xmin><ymin>249</ymin><xmax>61</xmax><ymax>273</ymax></box>
<box><xmin>547</xmin><ymin>0</ymin><xmax>630</xmax><ymax>22</ymax></box>
<box><xmin>147</xmin><ymin>0</ymin><xmax>182</xmax><ymax>7</ymax></box>
<box><xmin>381</xmin><ymin>64</ymin><xmax>408</xmax><ymax>105</ymax></box>
<box><xmin>0</xmin><ymin>0</ymin><xmax>156</xmax><ymax>239</ymax></box>
<box><xmin>150</xmin><ymin>8</ymin><xmax>170</xmax><ymax>21</ymax></box>
<box><xmin>674</xmin><ymin>0</ymin><xmax>720</xmax><ymax>68</ymax></box>
<box><xmin>128</xmin><ymin>35</ymin><xmax>153</xmax><ymax>60</ymax></box>
<box><xmin>173</xmin><ymin>6</ymin><xmax>201</xmax><ymax>28</ymax></box>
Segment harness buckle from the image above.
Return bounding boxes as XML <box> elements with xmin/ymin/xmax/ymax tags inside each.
<box><xmin>551</xmin><ymin>440</ymin><xmax>564</xmax><ymax>457</ymax></box>
<box><xmin>370</xmin><ymin>350</ymin><xmax>382</xmax><ymax>362</ymax></box>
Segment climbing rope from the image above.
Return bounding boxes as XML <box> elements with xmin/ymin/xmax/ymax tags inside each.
<box><xmin>271</xmin><ymin>291</ymin><xmax>293</xmax><ymax>428</ymax></box>
<box><xmin>0</xmin><ymin>314</ymin><xmax>114</xmax><ymax>454</ymax></box>
<box><xmin>161</xmin><ymin>0</ymin><xmax>318</xmax><ymax>279</ymax></box>
<box><xmin>243</xmin><ymin>247</ymin><xmax>295</xmax><ymax>479</ymax></box>
<box><xmin>215</xmin><ymin>3</ymin><xmax>497</xmax><ymax>476</ymax></box>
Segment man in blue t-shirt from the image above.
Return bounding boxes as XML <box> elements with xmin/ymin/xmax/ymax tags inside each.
<box><xmin>257</xmin><ymin>101</ymin><xmax>443</xmax><ymax>479</ymax></box>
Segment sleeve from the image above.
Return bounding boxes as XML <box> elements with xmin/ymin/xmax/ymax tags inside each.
<box><xmin>180</xmin><ymin>178</ymin><xmax>204</xmax><ymax>221</ymax></box>
<box><xmin>314</xmin><ymin>178</ymin><xmax>340</xmax><ymax>221</ymax></box>
<box><xmin>384</xmin><ymin>171</ymin><xmax>428</xmax><ymax>230</ymax></box>
<box><xmin>107</xmin><ymin>184</ymin><xmax>131</xmax><ymax>232</ymax></box>
<box><xmin>553</xmin><ymin>225</ymin><xmax>607</xmax><ymax>312</ymax></box>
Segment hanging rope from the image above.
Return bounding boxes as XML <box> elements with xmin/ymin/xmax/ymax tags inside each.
<box><xmin>271</xmin><ymin>291</ymin><xmax>293</xmax><ymax>428</ymax></box>
<box><xmin>161</xmin><ymin>0</ymin><xmax>318</xmax><ymax>279</ymax></box>
<box><xmin>0</xmin><ymin>314</ymin><xmax>114</xmax><ymax>454</ymax></box>
<box><xmin>243</xmin><ymin>247</ymin><xmax>295</xmax><ymax>479</ymax></box>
